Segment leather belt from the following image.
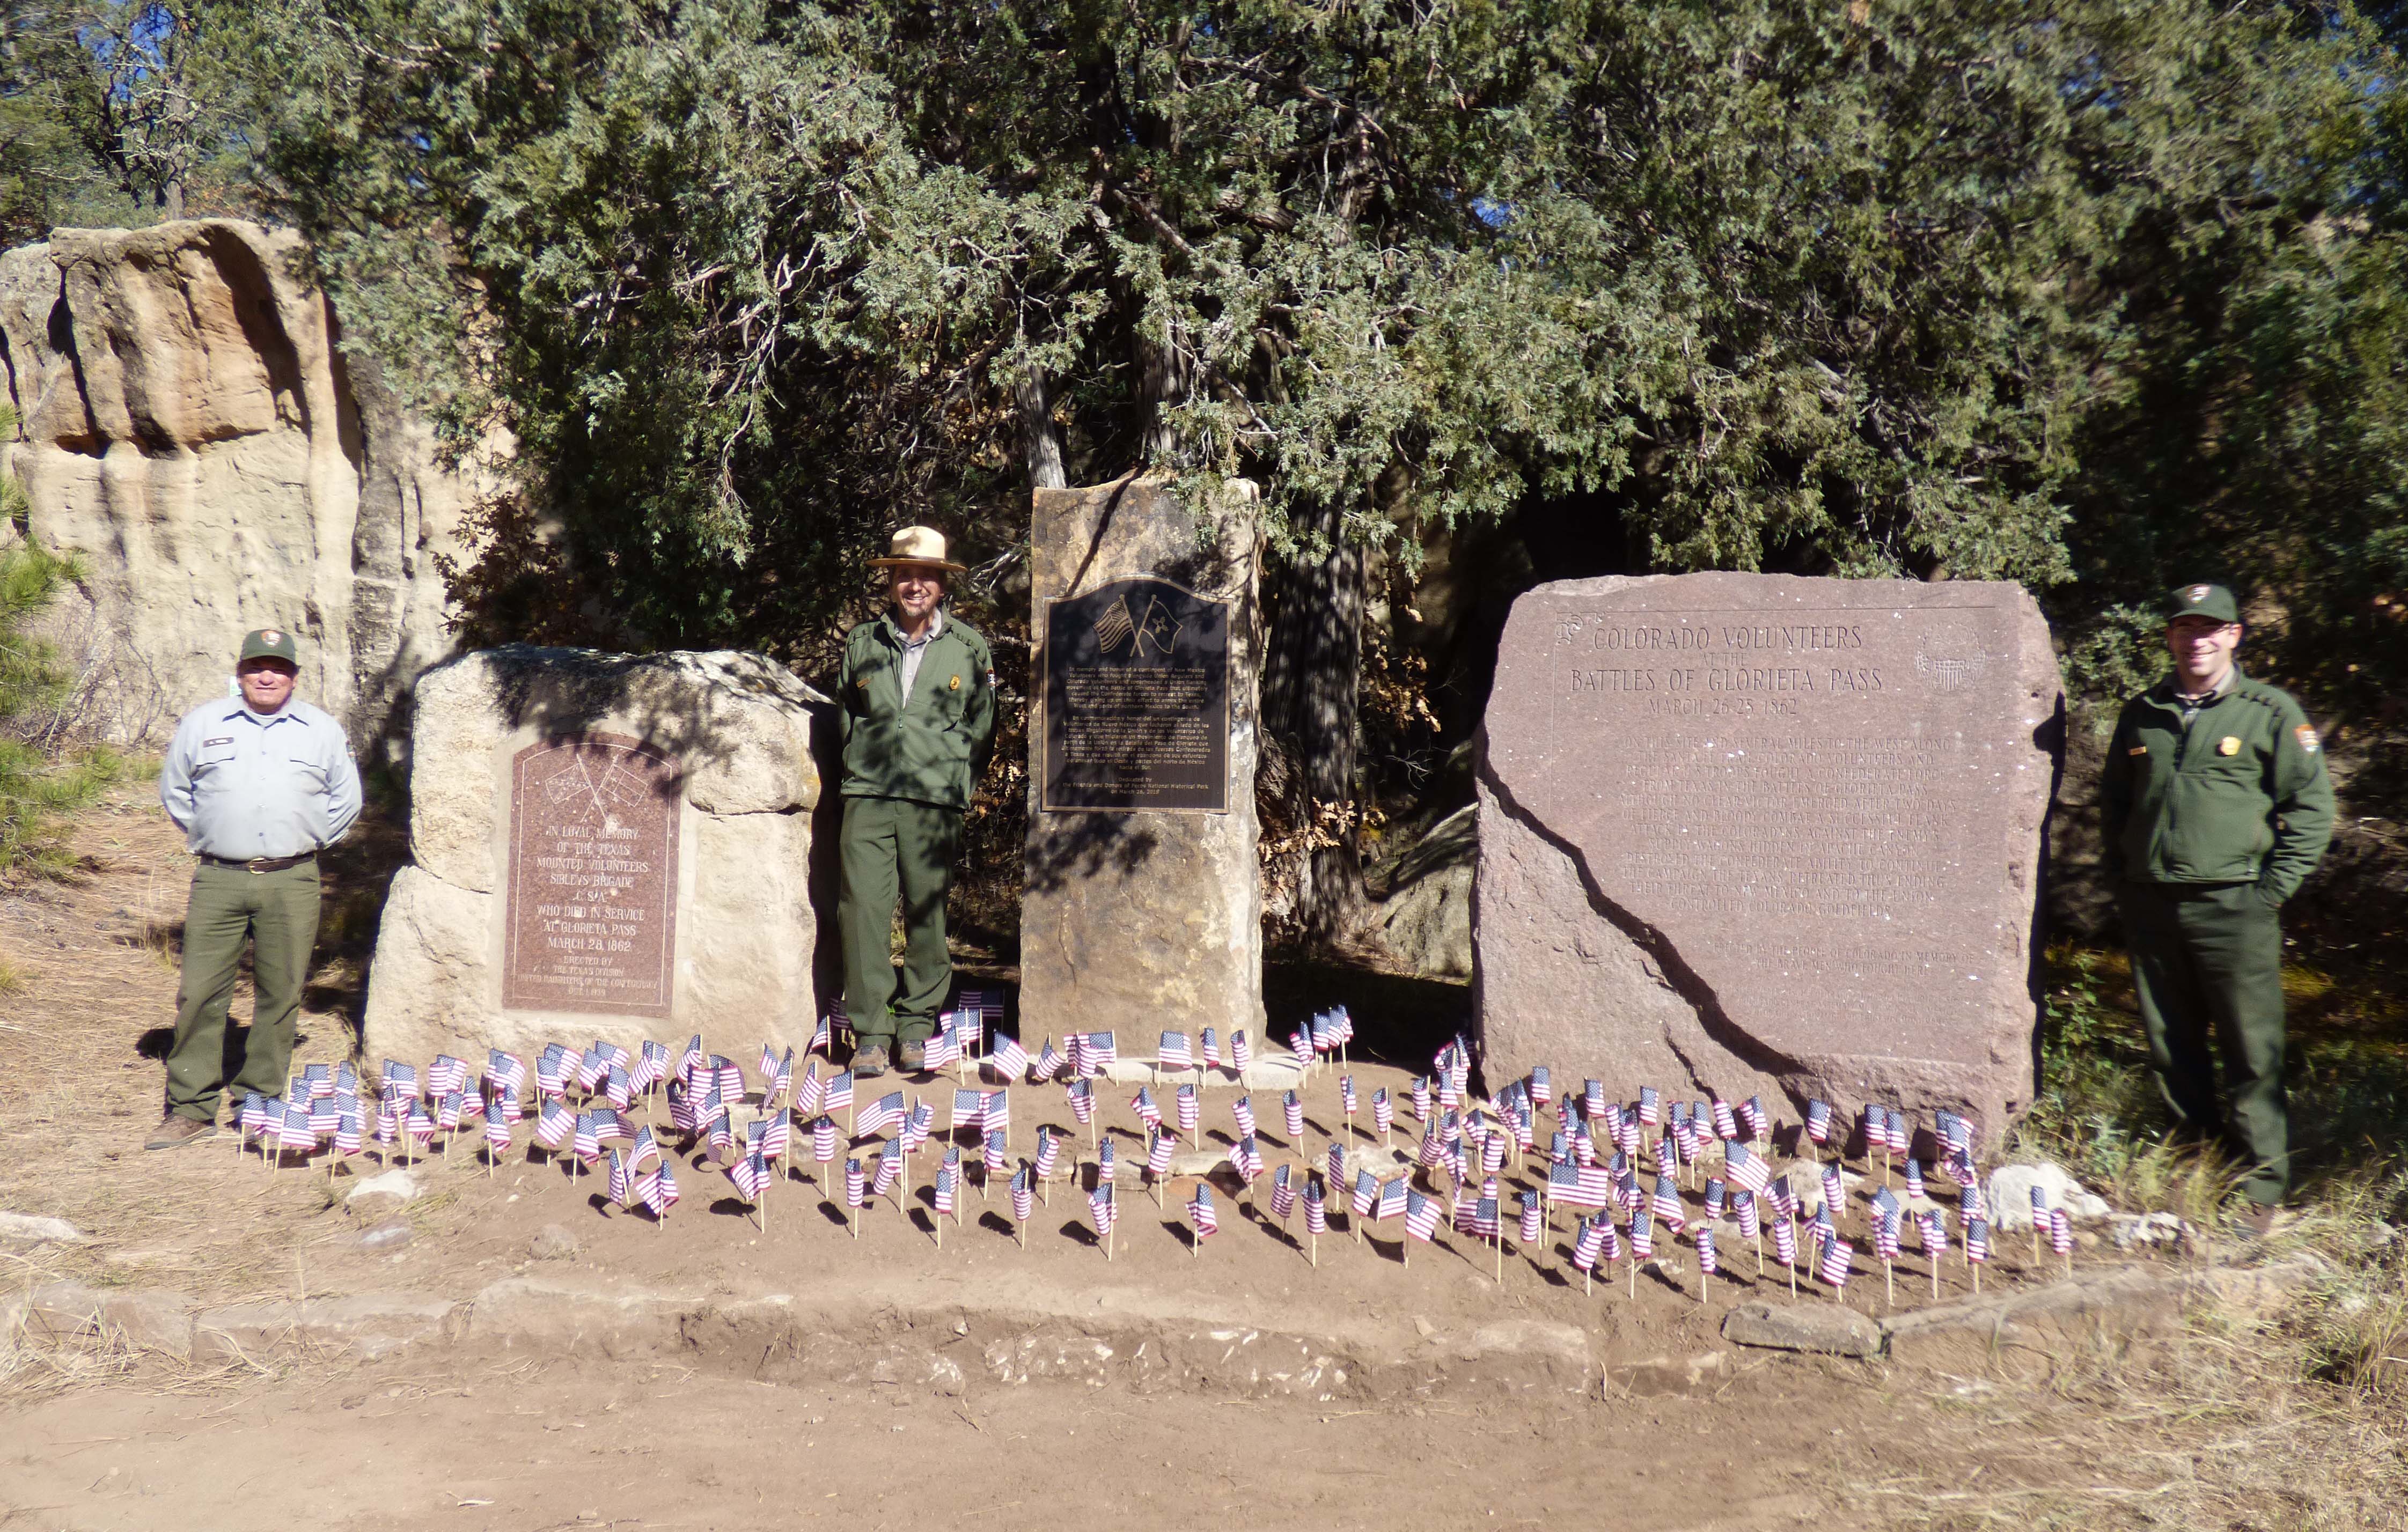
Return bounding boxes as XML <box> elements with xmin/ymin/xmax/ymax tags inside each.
<box><xmin>200</xmin><ymin>851</ymin><xmax>319</xmax><ymax>874</ymax></box>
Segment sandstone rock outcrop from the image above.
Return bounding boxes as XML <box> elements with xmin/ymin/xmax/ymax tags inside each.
<box><xmin>1476</xmin><ymin>573</ymin><xmax>2061</xmax><ymax>1137</ymax></box>
<box><xmin>0</xmin><ymin>219</ymin><xmax>479</xmax><ymax>742</ymax></box>
<box><xmin>363</xmin><ymin>646</ymin><xmax>826</xmax><ymax>1067</ymax></box>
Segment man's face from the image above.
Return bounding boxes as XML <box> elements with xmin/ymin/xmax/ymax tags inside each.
<box><xmin>888</xmin><ymin>565</ymin><xmax>945</xmax><ymax>624</ymax></box>
<box><xmin>237</xmin><ymin>658</ymin><xmax>298</xmax><ymax>713</ymax></box>
<box><xmin>2165</xmin><ymin>616</ymin><xmax>2242</xmax><ymax>680</ymax></box>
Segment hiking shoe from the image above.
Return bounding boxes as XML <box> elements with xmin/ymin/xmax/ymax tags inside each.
<box><xmin>2240</xmin><ymin>1202</ymin><xmax>2290</xmax><ymax>1239</ymax></box>
<box><xmin>144</xmin><ymin>1113</ymin><xmax>218</xmax><ymax>1150</ymax></box>
<box><xmin>853</xmin><ymin>1043</ymin><xmax>891</xmax><ymax>1078</ymax></box>
<box><xmin>898</xmin><ymin>1038</ymin><xmax>927</xmax><ymax>1073</ymax></box>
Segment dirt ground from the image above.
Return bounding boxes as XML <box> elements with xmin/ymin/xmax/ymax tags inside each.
<box><xmin>3</xmin><ymin>788</ymin><xmax>2404</xmax><ymax>1531</ymax></box>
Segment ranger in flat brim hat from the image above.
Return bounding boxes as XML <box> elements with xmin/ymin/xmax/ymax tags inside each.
<box><xmin>868</xmin><ymin>526</ymin><xmax>967</xmax><ymax>574</ymax></box>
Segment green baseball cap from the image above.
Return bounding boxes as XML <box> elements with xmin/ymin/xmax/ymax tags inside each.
<box><xmin>2164</xmin><ymin>583</ymin><xmax>2240</xmax><ymax>625</ymax></box>
<box><xmin>237</xmin><ymin>627</ymin><xmax>300</xmax><ymax>666</ymax></box>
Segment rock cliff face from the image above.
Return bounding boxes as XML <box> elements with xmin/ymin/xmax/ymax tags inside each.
<box><xmin>0</xmin><ymin>219</ymin><xmax>476</xmax><ymax>743</ymax></box>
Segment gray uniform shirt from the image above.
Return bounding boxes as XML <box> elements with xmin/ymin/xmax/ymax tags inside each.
<box><xmin>159</xmin><ymin>697</ymin><xmax>363</xmax><ymax>860</ymax></box>
<box><xmin>896</xmin><ymin>608</ymin><xmax>944</xmax><ymax>701</ymax></box>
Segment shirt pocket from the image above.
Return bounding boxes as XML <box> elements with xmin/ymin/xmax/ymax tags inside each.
<box><xmin>192</xmin><ymin>736</ymin><xmax>238</xmax><ymax>777</ymax></box>
<box><xmin>284</xmin><ymin>752</ymin><xmax>329</xmax><ymax>794</ymax></box>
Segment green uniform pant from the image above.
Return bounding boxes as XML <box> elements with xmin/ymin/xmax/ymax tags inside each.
<box><xmin>2117</xmin><ymin>880</ymin><xmax>2289</xmax><ymax>1205</ymax></box>
<box><xmin>838</xmin><ymin>795</ymin><xmax>961</xmax><ymax>1047</ymax></box>
<box><xmin>164</xmin><ymin>860</ymin><xmax>323</xmax><ymax>1123</ymax></box>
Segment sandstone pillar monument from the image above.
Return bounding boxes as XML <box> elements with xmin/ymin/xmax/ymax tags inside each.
<box><xmin>1021</xmin><ymin>475</ymin><xmax>1264</xmax><ymax>1043</ymax></box>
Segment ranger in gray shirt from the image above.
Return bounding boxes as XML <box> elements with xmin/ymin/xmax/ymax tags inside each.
<box><xmin>147</xmin><ymin>627</ymin><xmax>363</xmax><ymax>1149</ymax></box>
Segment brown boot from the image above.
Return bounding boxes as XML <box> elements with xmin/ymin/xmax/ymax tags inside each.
<box><xmin>144</xmin><ymin>1113</ymin><xmax>218</xmax><ymax>1150</ymax></box>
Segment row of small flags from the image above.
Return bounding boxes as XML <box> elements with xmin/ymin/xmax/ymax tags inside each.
<box><xmin>234</xmin><ymin>1018</ymin><xmax>2068</xmax><ymax>1300</ymax></box>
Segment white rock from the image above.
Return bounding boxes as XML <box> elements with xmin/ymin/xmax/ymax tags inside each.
<box><xmin>2108</xmin><ymin>1211</ymin><xmax>2187</xmax><ymax>1250</ymax></box>
<box><xmin>346</xmin><ymin>1169</ymin><xmax>421</xmax><ymax>1211</ymax></box>
<box><xmin>1779</xmin><ymin>1160</ymin><xmax>1862</xmax><ymax>1218</ymax></box>
<box><xmin>0</xmin><ymin>1212</ymin><xmax>84</xmax><ymax>1244</ymax></box>
<box><xmin>1986</xmin><ymin>1161</ymin><xmax>2111</xmax><ymax>1231</ymax></box>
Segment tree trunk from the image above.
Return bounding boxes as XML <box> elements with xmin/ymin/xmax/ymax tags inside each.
<box><xmin>1261</xmin><ymin>497</ymin><xmax>1368</xmax><ymax>944</ymax></box>
<box><xmin>1015</xmin><ymin>361</ymin><xmax>1066</xmax><ymax>490</ymax></box>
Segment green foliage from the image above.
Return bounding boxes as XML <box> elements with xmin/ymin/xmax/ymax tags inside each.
<box><xmin>207</xmin><ymin>0</ymin><xmax>2408</xmax><ymax>710</ymax></box>
<box><xmin>0</xmin><ymin>408</ymin><xmax>127</xmax><ymax>876</ymax></box>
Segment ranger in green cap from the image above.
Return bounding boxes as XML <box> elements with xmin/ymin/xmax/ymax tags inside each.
<box><xmin>835</xmin><ymin>527</ymin><xmax>997</xmax><ymax>1077</ymax></box>
<box><xmin>2101</xmin><ymin>583</ymin><xmax>2333</xmax><ymax>1229</ymax></box>
<box><xmin>146</xmin><ymin>628</ymin><xmax>362</xmax><ymax>1148</ymax></box>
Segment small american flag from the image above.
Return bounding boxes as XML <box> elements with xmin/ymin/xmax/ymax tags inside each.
<box><xmin>674</xmin><ymin>1034</ymin><xmax>704</xmax><ymax>1088</ymax></box>
<box><xmin>1920</xmin><ymin>1209</ymin><xmax>1948</xmax><ymax>1259</ymax></box>
<box><xmin>1404</xmin><ymin>1188</ymin><xmax>1441</xmax><ymax>1243</ymax></box>
<box><xmin>1871</xmin><ymin>1185</ymin><xmax>1900</xmax><ymax>1223</ymax></box>
<box><xmin>1874</xmin><ymin>1210</ymin><xmax>1901</xmax><ymax>1262</ymax></box>
<box><xmin>1340</xmin><ymin>1076</ymin><xmax>1358</xmax><ymax>1115</ymax></box>
<box><xmin>1416</xmin><ymin>1128</ymin><xmax>1445</xmax><ymax>1169</ymax></box>
<box><xmin>1033</xmin><ymin>1038</ymin><xmax>1065</xmax><ymax>1081</ymax></box>
<box><xmin>1739</xmin><ymin>1094</ymin><xmax>1766</xmax><ymax>1140</ymax></box>
<box><xmin>845</xmin><ymin>1158</ymin><xmax>867</xmax><ymax>1208</ymax></box>
<box><xmin>710</xmin><ymin>1057</ymin><xmax>745</xmax><ymax>1104</ymax></box>
<box><xmin>1034</xmin><ymin>1126</ymin><xmax>1061</xmax><ymax>1182</ymax></box>
<box><xmin>1772</xmin><ymin>1214</ymin><xmax>1797</xmax><ymax>1268</ymax></box>
<box><xmin>1965</xmin><ymin>1217</ymin><xmax>1990</xmax><ymax>1264</ymax></box>
<box><xmin>571</xmin><ymin>1110</ymin><xmax>603</xmax><ymax>1162</ymax></box>
<box><xmin>1724</xmin><ymin>1140</ymin><xmax>1771</xmax><ymax>1194</ymax></box>
<box><xmin>933</xmin><ymin>1162</ymin><xmax>957</xmax><ymax>1216</ymax></box>
<box><xmin>1548</xmin><ymin>1163</ymin><xmax>1612</xmax><ymax>1209</ymax></box>
<box><xmin>2049</xmin><ymin>1206</ymin><xmax>2073</xmax><ymax>1255</ymax></box>
<box><xmin>1326</xmin><ymin>1140</ymin><xmax>1345</xmax><ymax>1188</ymax></box>
<box><xmin>628</xmin><ymin>1126</ymin><xmax>662</xmax><ymax>1174</ymax></box>
<box><xmin>605</xmin><ymin>1065</ymin><xmax>633</xmax><ymax>1110</ymax></box>
<box><xmin>857</xmin><ymin>1090</ymin><xmax>906</xmax><ymax>1138</ymax></box>
<box><xmin>1822</xmin><ymin>1162</ymin><xmax>1846</xmax><ymax>1219</ymax></box>
<box><xmin>1305</xmin><ymin>1179</ymin><xmax>1328</xmax><ymax>1234</ymax></box>
<box><xmin>1905</xmin><ymin>1158</ymin><xmax>1925</xmax><ymax>1200</ymax></box>
<box><xmin>901</xmin><ymin>1100</ymin><xmax>935</xmax><ymax>1154</ymax></box>
<box><xmin>1704</xmin><ymin>1177</ymin><xmax>1727</xmax><ymax>1218</ymax></box>
<box><xmin>1232</xmin><ymin>1135</ymin><xmax>1265</xmax><ymax>1183</ymax></box>
<box><xmin>1271</xmin><ymin>1164</ymin><xmax>1297</xmax><ymax>1220</ymax></box>
<box><xmin>1961</xmin><ymin>1182</ymin><xmax>1986</xmax><ymax>1222</ymax></box>
<box><xmin>1283</xmin><ymin>1091</ymin><xmax>1304</xmax><ymax>1141</ymax></box>
<box><xmin>1097</xmin><ymin>1137</ymin><xmax>1117</xmax><ymax>1181</ymax></box>
<box><xmin>1200</xmin><ymin>1028</ymin><xmax>1222</xmax><ymax>1069</ymax></box>
<box><xmin>1481</xmin><ymin>1135</ymin><xmax>1508</xmax><ymax>1175</ymax></box>
<box><xmin>1462</xmin><ymin>1195</ymin><xmax>1500</xmax><ymax>1240</ymax></box>
<box><xmin>1411</xmin><ymin>1077</ymin><xmax>1431</xmax><ymax>1122</ymax></box>
<box><xmin>1377</xmin><ymin>1177</ymin><xmax>1407</xmax><ymax>1223</ymax></box>
<box><xmin>1638</xmin><ymin>1086</ymin><xmax>1661</xmax><ymax>1127</ymax></box>
<box><xmin>429</xmin><ymin>1054</ymin><xmax>470</xmax><ymax>1097</ymax></box>
<box><xmin>952</xmin><ymin>1088</ymin><xmax>986</xmax><ymax>1133</ymax></box>
<box><xmin>434</xmin><ymin>1091</ymin><xmax>463</xmax><ymax>1132</ymax></box>
<box><xmin>704</xmin><ymin>1111</ymin><xmax>733</xmax><ymax>1159</ymax></box>
<box><xmin>1091</xmin><ymin>1182</ymin><xmax>1117</xmax><ymax>1239</ymax></box>
<box><xmin>1232</xmin><ymin>1095</ymin><xmax>1257</xmax><ymax>1139</ymax></box>
<box><xmin>1526</xmin><ymin>1065</ymin><xmax>1551</xmax><ymax>1109</ymax></box>
<box><xmin>1697</xmin><ymin>1224</ymin><xmax>1719</xmax><ymax>1277</ymax></box>
<box><xmin>1083</xmin><ymin>1032</ymin><xmax>1117</xmax><ymax>1074</ymax></box>
<box><xmin>991</xmin><ymin>1033</ymin><xmax>1029</xmax><ymax>1082</ymax></box>
<box><xmin>757</xmin><ymin>1111</ymin><xmax>791</xmax><ymax>1161</ymax></box>
<box><xmin>1189</xmin><ymin>1183</ymin><xmax>1219</xmax><ymax>1240</ymax></box>
<box><xmin>635</xmin><ymin>1039</ymin><xmax>669</xmax><ymax>1093</ymax></box>
<box><xmin>1175</xmin><ymin>1085</ymin><xmax>1199</xmax><ymax>1136</ymax></box>
<box><xmin>1819</xmin><ymin>1234</ymin><xmax>1853</xmax><ymax>1290</ymax></box>
<box><xmin>796</xmin><ymin>1065</ymin><xmax>826</xmax><ymax>1116</ymax></box>
<box><xmin>1735</xmin><ymin>1189</ymin><xmax>1760</xmax><ymax>1240</ymax></box>
<box><xmin>1288</xmin><ymin>1029</ymin><xmax>1313</xmax><ymax>1069</ymax></box>
<box><xmin>1631</xmin><ymin>1209</ymin><xmax>1655</xmax><ymax>1259</ymax></box>
<box><xmin>607</xmin><ymin>1151</ymin><xmax>633</xmax><ymax>1206</ymax></box>
<box><xmin>813</xmin><ymin>1115</ymin><xmax>839</xmax><ymax>1163</ymax></box>
<box><xmin>1806</xmin><ymin>1098</ymin><xmax>1832</xmax><ymax>1144</ymax></box>
<box><xmin>486</xmin><ymin>1050</ymin><xmax>527</xmax><ymax>1096</ymax></box>
<box><xmin>337</xmin><ymin>1111</ymin><xmax>364</xmax><ymax>1157</ymax></box>
<box><xmin>924</xmin><ymin>1026</ymin><xmax>959</xmax><ymax>1072</ymax></box>
<box><xmin>1710</xmin><ymin>1097</ymin><xmax>1737</xmax><ymax>1141</ymax></box>
<box><xmin>981</xmin><ymin>1091</ymin><xmax>1009</xmax><ymax>1132</ymax></box>
<box><xmin>810</xmin><ymin>1012</ymin><xmax>833</xmax><ymax>1056</ymax></box>
<box><xmin>872</xmin><ymin>1151</ymin><xmax>902</xmax><ymax>1199</ymax></box>
<box><xmin>1011</xmin><ymin>1167</ymin><xmax>1033</xmax><ymax>1224</ymax></box>
<box><xmin>1066</xmin><ymin>1078</ymin><xmax>1096</xmax><ymax>1124</ymax></box>
<box><xmin>533</xmin><ymin>1049</ymin><xmax>568</xmax><ymax>1098</ymax></box>
<box><xmin>1372</xmin><ymin>1088</ymin><xmax>1393</xmax><ymax>1137</ymax></box>
<box><xmin>823</xmin><ymin>1071</ymin><xmax>854</xmax><ymax>1116</ymax></box>
<box><xmin>1518</xmin><ymin>1192</ymin><xmax>1543</xmax><ymax>1245</ymax></box>
<box><xmin>636</xmin><ymin>1162</ymin><xmax>679</xmax><ymax>1218</ymax></box>
<box><xmin>1230</xmin><ymin>1030</ymin><xmax>1253</xmax><ymax>1073</ymax></box>
<box><xmin>483</xmin><ymin>1108</ymin><xmax>511</xmax><ymax>1158</ymax></box>
<box><xmin>1651</xmin><ymin>1173</ymin><xmax>1686</xmax><ymax>1232</ymax></box>
<box><xmin>1130</xmin><ymin>1087</ymin><xmax>1162</xmax><ymax>1130</ymax></box>
<box><xmin>1352</xmin><ymin>1169</ymin><xmax>1379</xmax><ymax>1217</ymax></box>
<box><xmin>535</xmin><ymin>1100</ymin><xmax>574</xmax><ymax>1150</ymax></box>
<box><xmin>1570</xmin><ymin>1216</ymin><xmax>1606</xmax><ymax>1272</ymax></box>
<box><xmin>1158</xmin><ymin>1032</ymin><xmax>1192</xmax><ymax>1071</ymax></box>
<box><xmin>1141</xmin><ymin>1127</ymin><xmax>1171</xmax><ymax>1181</ymax></box>
<box><xmin>575</xmin><ymin>1047</ymin><xmax>606</xmax><ymax>1093</ymax></box>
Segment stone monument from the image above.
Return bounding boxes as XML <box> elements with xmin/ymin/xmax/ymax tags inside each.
<box><xmin>363</xmin><ymin>646</ymin><xmax>826</xmax><ymax>1066</ymax></box>
<box><xmin>1021</xmin><ymin>474</ymin><xmax>1265</xmax><ymax>1047</ymax></box>
<box><xmin>1475</xmin><ymin>573</ymin><xmax>2061</xmax><ymax>1133</ymax></box>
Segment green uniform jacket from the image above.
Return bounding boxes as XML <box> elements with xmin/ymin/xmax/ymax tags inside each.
<box><xmin>835</xmin><ymin>612</ymin><xmax>997</xmax><ymax>810</ymax></box>
<box><xmin>2101</xmin><ymin>669</ymin><xmax>2334</xmax><ymax>902</ymax></box>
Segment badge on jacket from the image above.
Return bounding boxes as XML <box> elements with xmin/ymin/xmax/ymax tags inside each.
<box><xmin>2127</xmin><ymin>745</ymin><xmax>2147</xmax><ymax>756</ymax></box>
<box><xmin>949</xmin><ymin>674</ymin><xmax>961</xmax><ymax>691</ymax></box>
<box><xmin>2295</xmin><ymin>725</ymin><xmax>2319</xmax><ymax>754</ymax></box>
<box><xmin>2217</xmin><ymin>735</ymin><xmax>2241</xmax><ymax>756</ymax></box>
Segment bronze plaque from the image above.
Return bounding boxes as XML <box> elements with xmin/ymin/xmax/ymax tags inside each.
<box><xmin>1042</xmin><ymin>577</ymin><xmax>1229</xmax><ymax>812</ymax></box>
<box><xmin>502</xmin><ymin>733</ymin><xmax>681</xmax><ymax>1017</ymax></box>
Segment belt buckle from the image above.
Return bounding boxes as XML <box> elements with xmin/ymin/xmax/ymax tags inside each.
<box><xmin>247</xmin><ymin>858</ymin><xmax>269</xmax><ymax>875</ymax></box>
